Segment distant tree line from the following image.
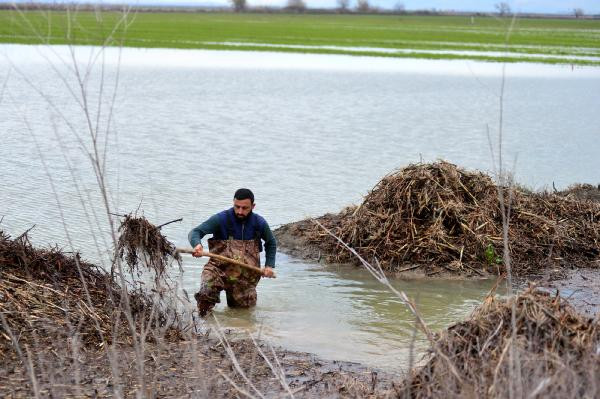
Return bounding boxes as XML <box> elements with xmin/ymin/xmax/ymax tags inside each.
<box><xmin>0</xmin><ymin>1</ymin><xmax>596</xmax><ymax>19</ymax></box>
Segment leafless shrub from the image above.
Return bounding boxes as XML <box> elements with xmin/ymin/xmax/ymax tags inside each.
<box><xmin>495</xmin><ymin>2</ymin><xmax>511</xmax><ymax>16</ymax></box>
<box><xmin>394</xmin><ymin>2</ymin><xmax>406</xmax><ymax>13</ymax></box>
<box><xmin>231</xmin><ymin>0</ymin><xmax>247</xmax><ymax>12</ymax></box>
<box><xmin>286</xmin><ymin>0</ymin><xmax>306</xmax><ymax>12</ymax></box>
<box><xmin>356</xmin><ymin>0</ymin><xmax>370</xmax><ymax>13</ymax></box>
<box><xmin>337</xmin><ymin>0</ymin><xmax>350</xmax><ymax>12</ymax></box>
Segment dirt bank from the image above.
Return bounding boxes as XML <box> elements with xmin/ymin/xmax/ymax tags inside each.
<box><xmin>0</xmin><ymin>336</ymin><xmax>399</xmax><ymax>398</ymax></box>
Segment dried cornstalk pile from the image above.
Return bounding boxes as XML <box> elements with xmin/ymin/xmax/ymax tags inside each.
<box><xmin>116</xmin><ymin>214</ymin><xmax>181</xmax><ymax>279</ymax></box>
<box><xmin>400</xmin><ymin>289</ymin><xmax>600</xmax><ymax>398</ymax></box>
<box><xmin>0</xmin><ymin>230</ymin><xmax>182</xmax><ymax>360</ymax></box>
<box><xmin>288</xmin><ymin>161</ymin><xmax>600</xmax><ymax>276</ymax></box>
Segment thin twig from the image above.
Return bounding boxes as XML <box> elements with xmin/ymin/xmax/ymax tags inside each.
<box><xmin>156</xmin><ymin>218</ymin><xmax>183</xmax><ymax>229</ymax></box>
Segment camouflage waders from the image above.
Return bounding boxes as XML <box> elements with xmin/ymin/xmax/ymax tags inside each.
<box><xmin>194</xmin><ymin>238</ymin><xmax>262</xmax><ymax>317</ymax></box>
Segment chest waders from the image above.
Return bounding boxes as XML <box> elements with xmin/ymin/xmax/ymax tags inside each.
<box><xmin>194</xmin><ymin>237</ymin><xmax>262</xmax><ymax>317</ymax></box>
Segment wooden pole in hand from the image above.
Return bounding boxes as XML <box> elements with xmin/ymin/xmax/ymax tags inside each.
<box><xmin>175</xmin><ymin>247</ymin><xmax>276</xmax><ymax>278</ymax></box>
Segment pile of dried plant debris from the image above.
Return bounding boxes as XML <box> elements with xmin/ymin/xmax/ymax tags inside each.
<box><xmin>400</xmin><ymin>288</ymin><xmax>600</xmax><ymax>398</ymax></box>
<box><xmin>559</xmin><ymin>183</ymin><xmax>600</xmax><ymax>202</ymax></box>
<box><xmin>116</xmin><ymin>214</ymin><xmax>181</xmax><ymax>280</ymax></box>
<box><xmin>285</xmin><ymin>161</ymin><xmax>600</xmax><ymax>276</ymax></box>
<box><xmin>0</xmin><ymin>230</ymin><xmax>183</xmax><ymax>360</ymax></box>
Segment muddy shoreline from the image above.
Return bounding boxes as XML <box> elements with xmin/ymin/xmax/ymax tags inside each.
<box><xmin>1</xmin><ymin>336</ymin><xmax>400</xmax><ymax>398</ymax></box>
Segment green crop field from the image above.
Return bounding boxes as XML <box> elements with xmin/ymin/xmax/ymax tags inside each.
<box><xmin>1</xmin><ymin>9</ymin><xmax>599</xmax><ymax>65</ymax></box>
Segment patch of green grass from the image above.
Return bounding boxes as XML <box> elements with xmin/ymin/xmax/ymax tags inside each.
<box><xmin>1</xmin><ymin>10</ymin><xmax>599</xmax><ymax>65</ymax></box>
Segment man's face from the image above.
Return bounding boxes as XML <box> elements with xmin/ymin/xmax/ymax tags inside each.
<box><xmin>233</xmin><ymin>198</ymin><xmax>255</xmax><ymax>220</ymax></box>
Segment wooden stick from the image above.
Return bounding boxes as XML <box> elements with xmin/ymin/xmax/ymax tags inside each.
<box><xmin>157</xmin><ymin>218</ymin><xmax>183</xmax><ymax>229</ymax></box>
<box><xmin>175</xmin><ymin>248</ymin><xmax>276</xmax><ymax>278</ymax></box>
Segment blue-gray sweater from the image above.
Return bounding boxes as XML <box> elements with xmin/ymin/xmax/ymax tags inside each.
<box><xmin>188</xmin><ymin>209</ymin><xmax>277</xmax><ymax>267</ymax></box>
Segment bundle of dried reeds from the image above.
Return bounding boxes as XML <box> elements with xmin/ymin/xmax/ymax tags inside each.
<box><xmin>289</xmin><ymin>161</ymin><xmax>600</xmax><ymax>276</ymax></box>
<box><xmin>116</xmin><ymin>214</ymin><xmax>181</xmax><ymax>279</ymax></box>
<box><xmin>400</xmin><ymin>288</ymin><xmax>600</xmax><ymax>398</ymax></box>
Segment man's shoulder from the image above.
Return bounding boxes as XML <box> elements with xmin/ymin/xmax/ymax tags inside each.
<box><xmin>252</xmin><ymin>212</ymin><xmax>268</xmax><ymax>227</ymax></box>
<box><xmin>215</xmin><ymin>208</ymin><xmax>233</xmax><ymax>218</ymax></box>
<box><xmin>206</xmin><ymin>210</ymin><xmax>230</xmax><ymax>226</ymax></box>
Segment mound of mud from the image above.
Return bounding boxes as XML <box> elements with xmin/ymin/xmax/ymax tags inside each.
<box><xmin>284</xmin><ymin>162</ymin><xmax>600</xmax><ymax>276</ymax></box>
<box><xmin>0</xmin><ymin>230</ymin><xmax>182</xmax><ymax>359</ymax></box>
<box><xmin>401</xmin><ymin>289</ymin><xmax>600</xmax><ymax>398</ymax></box>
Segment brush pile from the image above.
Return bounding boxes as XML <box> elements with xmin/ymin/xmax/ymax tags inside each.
<box><xmin>116</xmin><ymin>214</ymin><xmax>181</xmax><ymax>280</ymax></box>
<box><xmin>287</xmin><ymin>161</ymin><xmax>600</xmax><ymax>276</ymax></box>
<box><xmin>0</xmin><ymin>230</ymin><xmax>182</xmax><ymax>360</ymax></box>
<box><xmin>400</xmin><ymin>289</ymin><xmax>600</xmax><ymax>398</ymax></box>
<box><xmin>559</xmin><ymin>183</ymin><xmax>600</xmax><ymax>202</ymax></box>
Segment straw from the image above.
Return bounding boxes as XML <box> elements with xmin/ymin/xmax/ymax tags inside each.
<box><xmin>288</xmin><ymin>161</ymin><xmax>600</xmax><ymax>276</ymax></box>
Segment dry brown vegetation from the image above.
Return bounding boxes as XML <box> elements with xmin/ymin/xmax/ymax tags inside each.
<box><xmin>2</xmin><ymin>194</ymin><xmax>599</xmax><ymax>397</ymax></box>
<box><xmin>284</xmin><ymin>161</ymin><xmax>600</xmax><ymax>277</ymax></box>
<box><xmin>0</xmin><ymin>230</ymin><xmax>183</xmax><ymax>361</ymax></box>
<box><xmin>116</xmin><ymin>214</ymin><xmax>182</xmax><ymax>281</ymax></box>
<box><xmin>559</xmin><ymin>183</ymin><xmax>600</xmax><ymax>202</ymax></box>
<box><xmin>400</xmin><ymin>288</ymin><xmax>600</xmax><ymax>398</ymax></box>
<box><xmin>0</xmin><ymin>229</ymin><xmax>397</xmax><ymax>397</ymax></box>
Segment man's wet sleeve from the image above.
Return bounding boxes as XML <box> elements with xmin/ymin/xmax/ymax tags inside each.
<box><xmin>262</xmin><ymin>222</ymin><xmax>277</xmax><ymax>268</ymax></box>
<box><xmin>188</xmin><ymin>214</ymin><xmax>221</xmax><ymax>248</ymax></box>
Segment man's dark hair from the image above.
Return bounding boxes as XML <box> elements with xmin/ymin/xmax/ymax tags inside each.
<box><xmin>234</xmin><ymin>188</ymin><xmax>254</xmax><ymax>203</ymax></box>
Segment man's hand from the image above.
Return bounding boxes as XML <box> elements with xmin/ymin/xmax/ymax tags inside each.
<box><xmin>192</xmin><ymin>244</ymin><xmax>204</xmax><ymax>258</ymax></box>
<box><xmin>262</xmin><ymin>266</ymin><xmax>275</xmax><ymax>278</ymax></box>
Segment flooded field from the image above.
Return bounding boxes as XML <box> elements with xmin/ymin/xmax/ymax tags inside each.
<box><xmin>1</xmin><ymin>44</ymin><xmax>599</xmax><ymax>370</ymax></box>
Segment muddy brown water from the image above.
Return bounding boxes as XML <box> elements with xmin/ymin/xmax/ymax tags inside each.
<box><xmin>1</xmin><ymin>45</ymin><xmax>598</xmax><ymax>372</ymax></box>
<box><xmin>180</xmin><ymin>251</ymin><xmax>501</xmax><ymax>372</ymax></box>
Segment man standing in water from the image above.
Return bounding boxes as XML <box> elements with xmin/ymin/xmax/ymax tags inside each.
<box><xmin>189</xmin><ymin>188</ymin><xmax>276</xmax><ymax>317</ymax></box>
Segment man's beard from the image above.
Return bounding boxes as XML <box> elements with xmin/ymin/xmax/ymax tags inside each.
<box><xmin>235</xmin><ymin>211</ymin><xmax>252</xmax><ymax>221</ymax></box>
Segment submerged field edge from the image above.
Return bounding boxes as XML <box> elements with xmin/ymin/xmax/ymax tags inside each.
<box><xmin>4</xmin><ymin>32</ymin><xmax>600</xmax><ymax>57</ymax></box>
<box><xmin>1</xmin><ymin>36</ymin><xmax>600</xmax><ymax>66</ymax></box>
